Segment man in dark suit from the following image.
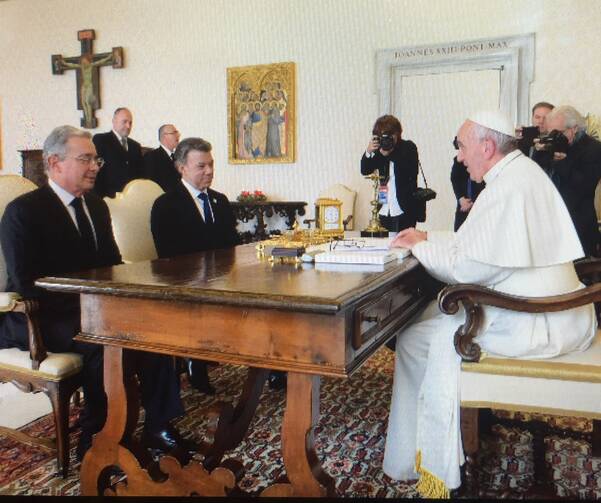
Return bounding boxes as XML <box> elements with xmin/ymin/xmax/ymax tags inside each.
<box><xmin>92</xmin><ymin>107</ymin><xmax>144</xmax><ymax>198</ymax></box>
<box><xmin>144</xmin><ymin>124</ymin><xmax>181</xmax><ymax>192</ymax></box>
<box><xmin>0</xmin><ymin>125</ymin><xmax>192</xmax><ymax>460</ymax></box>
<box><xmin>360</xmin><ymin>115</ymin><xmax>419</xmax><ymax>232</ymax></box>
<box><xmin>540</xmin><ymin>105</ymin><xmax>601</xmax><ymax>256</ymax></box>
<box><xmin>151</xmin><ymin>137</ymin><xmax>240</xmax><ymax>394</ymax></box>
<box><xmin>450</xmin><ymin>135</ymin><xmax>486</xmax><ymax>231</ymax></box>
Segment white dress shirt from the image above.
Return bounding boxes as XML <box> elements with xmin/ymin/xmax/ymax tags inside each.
<box><xmin>180</xmin><ymin>178</ymin><xmax>213</xmax><ymax>223</ymax></box>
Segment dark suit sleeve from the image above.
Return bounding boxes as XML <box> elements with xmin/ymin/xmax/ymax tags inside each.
<box><xmin>552</xmin><ymin>138</ymin><xmax>601</xmax><ymax>200</ymax></box>
<box><xmin>394</xmin><ymin>140</ymin><xmax>419</xmax><ymax>213</ymax></box>
<box><xmin>92</xmin><ymin>134</ymin><xmax>109</xmax><ymax>198</ymax></box>
<box><xmin>450</xmin><ymin>157</ymin><xmax>468</xmax><ymax>200</ymax></box>
<box><xmin>151</xmin><ymin>195</ymin><xmax>181</xmax><ymax>258</ymax></box>
<box><xmin>94</xmin><ymin>199</ymin><xmax>123</xmax><ymax>266</ymax></box>
<box><xmin>361</xmin><ymin>151</ymin><xmax>384</xmax><ymax>176</ymax></box>
<box><xmin>0</xmin><ymin>199</ymin><xmax>42</xmax><ymax>299</ymax></box>
<box><xmin>129</xmin><ymin>140</ymin><xmax>145</xmax><ymax>180</ymax></box>
<box><xmin>220</xmin><ymin>195</ymin><xmax>242</xmax><ymax>247</ymax></box>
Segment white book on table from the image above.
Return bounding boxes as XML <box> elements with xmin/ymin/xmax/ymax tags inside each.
<box><xmin>314</xmin><ymin>248</ymin><xmax>409</xmax><ymax>265</ymax></box>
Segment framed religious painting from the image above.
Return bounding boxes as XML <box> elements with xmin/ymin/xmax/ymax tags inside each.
<box><xmin>227</xmin><ymin>62</ymin><xmax>295</xmax><ymax>164</ymax></box>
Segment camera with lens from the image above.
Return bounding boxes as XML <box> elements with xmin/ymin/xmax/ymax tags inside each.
<box><xmin>537</xmin><ymin>129</ymin><xmax>569</xmax><ymax>154</ymax></box>
<box><xmin>377</xmin><ymin>134</ymin><xmax>395</xmax><ymax>151</ymax></box>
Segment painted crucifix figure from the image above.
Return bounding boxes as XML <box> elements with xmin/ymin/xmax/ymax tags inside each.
<box><xmin>52</xmin><ymin>29</ymin><xmax>123</xmax><ymax>129</ymax></box>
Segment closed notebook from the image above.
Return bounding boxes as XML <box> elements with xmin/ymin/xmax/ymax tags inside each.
<box><xmin>314</xmin><ymin>248</ymin><xmax>409</xmax><ymax>265</ymax></box>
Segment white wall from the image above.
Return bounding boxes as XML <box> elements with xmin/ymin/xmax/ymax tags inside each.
<box><xmin>1</xmin><ymin>0</ymin><xmax>600</xmax><ymax>230</ymax></box>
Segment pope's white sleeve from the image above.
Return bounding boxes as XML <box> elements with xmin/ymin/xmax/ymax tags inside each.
<box><xmin>412</xmin><ymin>232</ymin><xmax>513</xmax><ymax>286</ymax></box>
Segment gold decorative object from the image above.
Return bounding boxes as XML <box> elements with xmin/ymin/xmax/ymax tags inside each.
<box><xmin>361</xmin><ymin>171</ymin><xmax>388</xmax><ymax>238</ymax></box>
<box><xmin>314</xmin><ymin>198</ymin><xmax>344</xmax><ymax>237</ymax></box>
<box><xmin>586</xmin><ymin>113</ymin><xmax>601</xmax><ymax>140</ymax></box>
<box><xmin>227</xmin><ymin>62</ymin><xmax>295</xmax><ymax>164</ymax></box>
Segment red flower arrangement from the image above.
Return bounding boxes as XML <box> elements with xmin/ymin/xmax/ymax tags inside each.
<box><xmin>237</xmin><ymin>190</ymin><xmax>267</xmax><ymax>203</ymax></box>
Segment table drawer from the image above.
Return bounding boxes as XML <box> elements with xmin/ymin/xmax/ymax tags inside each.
<box><xmin>352</xmin><ymin>278</ymin><xmax>422</xmax><ymax>350</ymax></box>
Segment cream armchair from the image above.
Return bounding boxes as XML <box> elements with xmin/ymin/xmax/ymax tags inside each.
<box><xmin>440</xmin><ymin>259</ymin><xmax>601</xmax><ymax>497</ymax></box>
<box><xmin>104</xmin><ymin>179</ymin><xmax>164</xmax><ymax>263</ymax></box>
<box><xmin>0</xmin><ymin>175</ymin><xmax>83</xmax><ymax>478</ymax></box>
<box><xmin>318</xmin><ymin>183</ymin><xmax>357</xmax><ymax>230</ymax></box>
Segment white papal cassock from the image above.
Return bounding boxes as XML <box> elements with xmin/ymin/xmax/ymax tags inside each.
<box><xmin>383</xmin><ymin>149</ymin><xmax>597</xmax><ymax>497</ymax></box>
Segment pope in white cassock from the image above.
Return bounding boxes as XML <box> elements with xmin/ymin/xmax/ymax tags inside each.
<box><xmin>383</xmin><ymin>110</ymin><xmax>596</xmax><ymax>498</ymax></box>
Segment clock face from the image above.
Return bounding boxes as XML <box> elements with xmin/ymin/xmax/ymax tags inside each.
<box><xmin>324</xmin><ymin>205</ymin><xmax>340</xmax><ymax>224</ymax></box>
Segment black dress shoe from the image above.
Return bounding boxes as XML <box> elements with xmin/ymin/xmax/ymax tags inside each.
<box><xmin>268</xmin><ymin>371</ymin><xmax>287</xmax><ymax>391</ymax></box>
<box><xmin>186</xmin><ymin>358</ymin><xmax>216</xmax><ymax>395</ymax></box>
<box><xmin>142</xmin><ymin>424</ymin><xmax>199</xmax><ymax>454</ymax></box>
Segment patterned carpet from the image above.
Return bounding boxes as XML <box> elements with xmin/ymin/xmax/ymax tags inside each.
<box><xmin>0</xmin><ymin>347</ymin><xmax>599</xmax><ymax>497</ymax></box>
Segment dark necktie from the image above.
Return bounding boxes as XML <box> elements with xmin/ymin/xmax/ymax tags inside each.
<box><xmin>121</xmin><ymin>137</ymin><xmax>128</xmax><ymax>151</ymax></box>
<box><xmin>70</xmin><ymin>197</ymin><xmax>96</xmax><ymax>253</ymax></box>
<box><xmin>170</xmin><ymin>152</ymin><xmax>175</xmax><ymax>161</ymax></box>
<box><xmin>198</xmin><ymin>192</ymin><xmax>214</xmax><ymax>224</ymax></box>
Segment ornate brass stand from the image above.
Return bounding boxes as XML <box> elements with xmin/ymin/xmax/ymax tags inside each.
<box><xmin>361</xmin><ymin>171</ymin><xmax>389</xmax><ymax>238</ymax></box>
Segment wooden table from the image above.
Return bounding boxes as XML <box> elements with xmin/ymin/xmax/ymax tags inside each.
<box><xmin>36</xmin><ymin>244</ymin><xmax>431</xmax><ymax>497</ymax></box>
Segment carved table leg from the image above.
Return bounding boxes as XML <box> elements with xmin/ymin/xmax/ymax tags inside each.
<box><xmin>80</xmin><ymin>346</ymin><xmax>139</xmax><ymax>495</ymax></box>
<box><xmin>262</xmin><ymin>372</ymin><xmax>335</xmax><ymax>497</ymax></box>
<box><xmin>203</xmin><ymin>367</ymin><xmax>269</xmax><ymax>470</ymax></box>
<box><xmin>81</xmin><ymin>346</ymin><xmax>239</xmax><ymax>496</ymax></box>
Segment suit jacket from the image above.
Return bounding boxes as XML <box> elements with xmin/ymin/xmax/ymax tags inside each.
<box><xmin>542</xmin><ymin>133</ymin><xmax>601</xmax><ymax>256</ymax></box>
<box><xmin>144</xmin><ymin>146</ymin><xmax>181</xmax><ymax>192</ymax></box>
<box><xmin>360</xmin><ymin>139</ymin><xmax>419</xmax><ymax>222</ymax></box>
<box><xmin>93</xmin><ymin>131</ymin><xmax>144</xmax><ymax>198</ymax></box>
<box><xmin>450</xmin><ymin>156</ymin><xmax>486</xmax><ymax>231</ymax></box>
<box><xmin>151</xmin><ymin>182</ymin><xmax>241</xmax><ymax>259</ymax></box>
<box><xmin>0</xmin><ymin>185</ymin><xmax>122</xmax><ymax>351</ymax></box>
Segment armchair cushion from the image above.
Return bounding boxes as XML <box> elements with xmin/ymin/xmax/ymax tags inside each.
<box><xmin>461</xmin><ymin>331</ymin><xmax>601</xmax><ymax>418</ymax></box>
<box><xmin>0</xmin><ymin>348</ymin><xmax>83</xmax><ymax>380</ymax></box>
<box><xmin>0</xmin><ymin>292</ymin><xmax>20</xmax><ymax>311</ymax></box>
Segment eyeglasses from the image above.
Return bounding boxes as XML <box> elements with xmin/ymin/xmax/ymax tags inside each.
<box><xmin>329</xmin><ymin>239</ymin><xmax>365</xmax><ymax>251</ymax></box>
<box><xmin>164</xmin><ymin>131</ymin><xmax>180</xmax><ymax>136</ymax></box>
<box><xmin>67</xmin><ymin>156</ymin><xmax>105</xmax><ymax>168</ymax></box>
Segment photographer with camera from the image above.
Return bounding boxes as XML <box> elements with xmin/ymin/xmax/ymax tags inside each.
<box><xmin>361</xmin><ymin>115</ymin><xmax>419</xmax><ymax>232</ymax></box>
<box><xmin>517</xmin><ymin>102</ymin><xmax>555</xmax><ymax>157</ymax></box>
<box><xmin>536</xmin><ymin>105</ymin><xmax>601</xmax><ymax>256</ymax></box>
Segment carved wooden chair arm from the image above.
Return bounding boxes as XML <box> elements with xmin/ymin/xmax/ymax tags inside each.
<box><xmin>438</xmin><ymin>282</ymin><xmax>601</xmax><ymax>362</ymax></box>
<box><xmin>12</xmin><ymin>299</ymin><xmax>47</xmax><ymax>370</ymax></box>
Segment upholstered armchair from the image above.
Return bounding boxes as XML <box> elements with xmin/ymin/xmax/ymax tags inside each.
<box><xmin>104</xmin><ymin>179</ymin><xmax>164</xmax><ymax>263</ymax></box>
<box><xmin>0</xmin><ymin>175</ymin><xmax>83</xmax><ymax>478</ymax></box>
<box><xmin>440</xmin><ymin>259</ymin><xmax>601</xmax><ymax>497</ymax></box>
<box><xmin>318</xmin><ymin>183</ymin><xmax>357</xmax><ymax>230</ymax></box>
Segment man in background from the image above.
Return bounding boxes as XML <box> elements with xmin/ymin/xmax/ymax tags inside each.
<box><xmin>0</xmin><ymin>125</ymin><xmax>192</xmax><ymax>460</ymax></box>
<box><xmin>93</xmin><ymin>107</ymin><xmax>144</xmax><ymax>198</ymax></box>
<box><xmin>151</xmin><ymin>137</ymin><xmax>240</xmax><ymax>395</ymax></box>
<box><xmin>541</xmin><ymin>105</ymin><xmax>601</xmax><ymax>256</ymax></box>
<box><xmin>144</xmin><ymin>124</ymin><xmax>181</xmax><ymax>192</ymax></box>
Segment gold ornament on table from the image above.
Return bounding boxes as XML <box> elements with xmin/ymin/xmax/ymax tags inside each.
<box><xmin>361</xmin><ymin>171</ymin><xmax>388</xmax><ymax>238</ymax></box>
<box><xmin>314</xmin><ymin>198</ymin><xmax>344</xmax><ymax>238</ymax></box>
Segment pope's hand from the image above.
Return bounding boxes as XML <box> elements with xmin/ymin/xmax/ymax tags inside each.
<box><xmin>390</xmin><ymin>228</ymin><xmax>427</xmax><ymax>249</ymax></box>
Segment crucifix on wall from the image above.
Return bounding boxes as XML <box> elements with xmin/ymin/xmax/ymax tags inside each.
<box><xmin>51</xmin><ymin>29</ymin><xmax>124</xmax><ymax>129</ymax></box>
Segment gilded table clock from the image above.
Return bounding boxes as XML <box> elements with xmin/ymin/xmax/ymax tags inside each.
<box><xmin>315</xmin><ymin>198</ymin><xmax>344</xmax><ymax>237</ymax></box>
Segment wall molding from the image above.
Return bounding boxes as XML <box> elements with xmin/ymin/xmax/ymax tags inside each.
<box><xmin>375</xmin><ymin>34</ymin><xmax>535</xmax><ymax>126</ymax></box>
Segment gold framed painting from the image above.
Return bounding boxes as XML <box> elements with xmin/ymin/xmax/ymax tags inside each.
<box><xmin>227</xmin><ymin>62</ymin><xmax>295</xmax><ymax>164</ymax></box>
